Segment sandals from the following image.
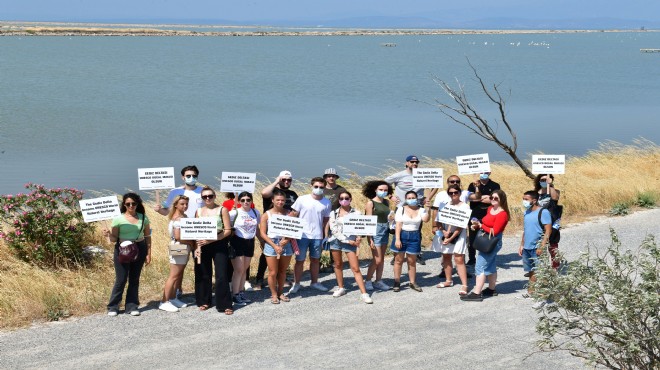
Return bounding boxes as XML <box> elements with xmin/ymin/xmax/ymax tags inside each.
<box><xmin>279</xmin><ymin>294</ymin><xmax>290</xmax><ymax>303</ymax></box>
<box><xmin>199</xmin><ymin>304</ymin><xmax>209</xmax><ymax>311</ymax></box>
<box><xmin>458</xmin><ymin>285</ymin><xmax>469</xmax><ymax>296</ymax></box>
<box><xmin>436</xmin><ymin>281</ymin><xmax>454</xmax><ymax>288</ymax></box>
<box><xmin>271</xmin><ymin>297</ymin><xmax>280</xmax><ymax>304</ymax></box>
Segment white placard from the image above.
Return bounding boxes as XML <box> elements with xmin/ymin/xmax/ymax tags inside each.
<box><xmin>220</xmin><ymin>172</ymin><xmax>257</xmax><ymax>193</ymax></box>
<box><xmin>342</xmin><ymin>215</ymin><xmax>378</xmax><ymax>236</ymax></box>
<box><xmin>436</xmin><ymin>204</ymin><xmax>472</xmax><ymax>229</ymax></box>
<box><xmin>137</xmin><ymin>167</ymin><xmax>176</xmax><ymax>190</ymax></box>
<box><xmin>180</xmin><ymin>218</ymin><xmax>218</xmax><ymax>240</ymax></box>
<box><xmin>80</xmin><ymin>196</ymin><xmax>121</xmax><ymax>223</ymax></box>
<box><xmin>412</xmin><ymin>168</ymin><xmax>444</xmax><ymax>188</ymax></box>
<box><xmin>532</xmin><ymin>155</ymin><xmax>566</xmax><ymax>174</ymax></box>
<box><xmin>268</xmin><ymin>214</ymin><xmax>306</xmax><ymax>239</ymax></box>
<box><xmin>456</xmin><ymin>153</ymin><xmax>491</xmax><ymax>175</ymax></box>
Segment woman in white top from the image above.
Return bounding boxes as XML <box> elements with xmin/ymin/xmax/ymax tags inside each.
<box><xmin>259</xmin><ymin>190</ymin><xmax>294</xmax><ymax>304</ymax></box>
<box><xmin>435</xmin><ymin>184</ymin><xmax>470</xmax><ymax>295</ymax></box>
<box><xmin>392</xmin><ymin>190</ymin><xmax>430</xmax><ymax>292</ymax></box>
<box><xmin>228</xmin><ymin>191</ymin><xmax>262</xmax><ymax>306</ymax></box>
<box><xmin>159</xmin><ymin>195</ymin><xmax>194</xmax><ymax>312</ymax></box>
<box><xmin>328</xmin><ymin>191</ymin><xmax>373</xmax><ymax>304</ymax></box>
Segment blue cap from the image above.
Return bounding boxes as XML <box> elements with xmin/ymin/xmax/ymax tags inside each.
<box><xmin>406</xmin><ymin>155</ymin><xmax>419</xmax><ymax>162</ymax></box>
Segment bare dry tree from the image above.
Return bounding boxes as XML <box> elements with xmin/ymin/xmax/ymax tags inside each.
<box><xmin>431</xmin><ymin>58</ymin><xmax>534</xmax><ymax>179</ymax></box>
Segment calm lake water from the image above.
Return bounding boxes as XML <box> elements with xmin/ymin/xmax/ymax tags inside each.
<box><xmin>1</xmin><ymin>32</ymin><xmax>659</xmax><ymax>195</ymax></box>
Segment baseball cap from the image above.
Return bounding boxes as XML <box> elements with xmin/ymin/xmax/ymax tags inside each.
<box><xmin>323</xmin><ymin>168</ymin><xmax>340</xmax><ymax>178</ymax></box>
<box><xmin>279</xmin><ymin>170</ymin><xmax>292</xmax><ymax>179</ymax></box>
<box><xmin>406</xmin><ymin>155</ymin><xmax>419</xmax><ymax>162</ymax></box>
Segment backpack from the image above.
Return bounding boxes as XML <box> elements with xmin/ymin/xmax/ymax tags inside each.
<box><xmin>538</xmin><ymin>199</ymin><xmax>562</xmax><ymax>244</ymax></box>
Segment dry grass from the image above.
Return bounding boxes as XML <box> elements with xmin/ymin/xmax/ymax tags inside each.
<box><xmin>1</xmin><ymin>140</ymin><xmax>658</xmax><ymax>329</ymax></box>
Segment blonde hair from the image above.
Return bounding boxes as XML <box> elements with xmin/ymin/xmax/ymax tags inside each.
<box><xmin>168</xmin><ymin>195</ymin><xmax>189</xmax><ymax>220</ymax></box>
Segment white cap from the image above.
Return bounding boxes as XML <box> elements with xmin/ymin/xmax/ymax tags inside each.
<box><xmin>279</xmin><ymin>170</ymin><xmax>292</xmax><ymax>178</ymax></box>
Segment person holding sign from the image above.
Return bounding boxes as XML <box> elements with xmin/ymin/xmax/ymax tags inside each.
<box><xmin>391</xmin><ymin>191</ymin><xmax>429</xmax><ymax>292</ymax></box>
<box><xmin>534</xmin><ymin>174</ymin><xmax>562</xmax><ymax>270</ymax></box>
<box><xmin>194</xmin><ymin>187</ymin><xmax>233</xmax><ymax>314</ymax></box>
<box><xmin>327</xmin><ymin>191</ymin><xmax>373</xmax><ymax>304</ymax></box>
<box><xmin>362</xmin><ymin>180</ymin><xmax>394</xmax><ymax>292</ymax></box>
<box><xmin>259</xmin><ymin>190</ymin><xmax>295</xmax><ymax>304</ymax></box>
<box><xmin>461</xmin><ymin>190</ymin><xmax>509</xmax><ymax>302</ymax></box>
<box><xmin>434</xmin><ymin>184</ymin><xmax>470</xmax><ymax>294</ymax></box>
<box><xmin>159</xmin><ymin>195</ymin><xmax>193</xmax><ymax>312</ymax></box>
<box><xmin>154</xmin><ymin>165</ymin><xmax>203</xmax><ymax>219</ymax></box>
<box><xmin>466</xmin><ymin>172</ymin><xmax>501</xmax><ymax>268</ymax></box>
<box><xmin>104</xmin><ymin>193</ymin><xmax>151</xmax><ymax>317</ymax></box>
<box><xmin>228</xmin><ymin>192</ymin><xmax>262</xmax><ymax>306</ymax></box>
<box><xmin>288</xmin><ymin>177</ymin><xmax>332</xmax><ymax>295</ymax></box>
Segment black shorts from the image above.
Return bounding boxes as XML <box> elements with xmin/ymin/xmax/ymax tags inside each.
<box><xmin>230</xmin><ymin>235</ymin><xmax>255</xmax><ymax>258</ymax></box>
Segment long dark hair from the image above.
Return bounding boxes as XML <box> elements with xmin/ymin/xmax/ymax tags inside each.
<box><xmin>534</xmin><ymin>174</ymin><xmax>554</xmax><ymax>192</ymax></box>
<box><xmin>362</xmin><ymin>180</ymin><xmax>392</xmax><ymax>199</ymax></box>
<box><xmin>120</xmin><ymin>193</ymin><xmax>146</xmax><ymax>215</ymax></box>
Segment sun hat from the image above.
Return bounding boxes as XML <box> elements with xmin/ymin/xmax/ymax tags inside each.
<box><xmin>323</xmin><ymin>168</ymin><xmax>340</xmax><ymax>179</ymax></box>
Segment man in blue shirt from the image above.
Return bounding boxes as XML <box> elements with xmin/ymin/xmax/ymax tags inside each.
<box><xmin>519</xmin><ymin>190</ymin><xmax>552</xmax><ymax>298</ymax></box>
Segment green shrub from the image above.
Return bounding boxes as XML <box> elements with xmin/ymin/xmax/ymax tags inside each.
<box><xmin>609</xmin><ymin>201</ymin><xmax>632</xmax><ymax>216</ymax></box>
<box><xmin>0</xmin><ymin>183</ymin><xmax>96</xmax><ymax>267</ymax></box>
<box><xmin>635</xmin><ymin>191</ymin><xmax>658</xmax><ymax>208</ymax></box>
<box><xmin>533</xmin><ymin>229</ymin><xmax>659</xmax><ymax>369</ymax></box>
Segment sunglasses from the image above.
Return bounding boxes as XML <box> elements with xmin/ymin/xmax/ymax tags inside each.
<box><xmin>313</xmin><ymin>185</ymin><xmax>324</xmax><ymax>189</ymax></box>
<box><xmin>281</xmin><ymin>178</ymin><xmax>292</xmax><ymax>183</ymax></box>
<box><xmin>447</xmin><ymin>191</ymin><xmax>459</xmax><ymax>195</ymax></box>
<box><xmin>409</xmin><ymin>161</ymin><xmax>419</xmax><ymax>164</ymax></box>
<box><xmin>239</xmin><ymin>198</ymin><xmax>252</xmax><ymax>203</ymax></box>
<box><xmin>448</xmin><ymin>180</ymin><xmax>461</xmax><ymax>184</ymax></box>
<box><xmin>201</xmin><ymin>194</ymin><xmax>215</xmax><ymax>200</ymax></box>
<box><xmin>339</xmin><ymin>197</ymin><xmax>351</xmax><ymax>201</ymax></box>
<box><xmin>124</xmin><ymin>202</ymin><xmax>137</xmax><ymax>207</ymax></box>
<box><xmin>491</xmin><ymin>197</ymin><xmax>500</xmax><ymax>201</ymax></box>
<box><xmin>184</xmin><ymin>174</ymin><xmax>197</xmax><ymax>178</ymax></box>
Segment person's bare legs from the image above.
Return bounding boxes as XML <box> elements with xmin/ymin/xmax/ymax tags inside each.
<box><xmin>332</xmin><ymin>250</ymin><xmax>344</xmax><ymax>288</ymax></box>
<box><xmin>310</xmin><ymin>258</ymin><xmax>320</xmax><ymax>284</ymax></box>
<box><xmin>393</xmin><ymin>252</ymin><xmax>405</xmax><ymax>282</ymax></box>
<box><xmin>231</xmin><ymin>257</ymin><xmax>244</xmax><ymax>296</ymax></box>
<box><xmin>162</xmin><ymin>264</ymin><xmax>185</xmax><ymax>302</ymax></box>
<box><xmin>407</xmin><ymin>254</ymin><xmax>417</xmax><ymax>285</ymax></box>
<box><xmin>346</xmin><ymin>251</ymin><xmax>367</xmax><ymax>293</ymax></box>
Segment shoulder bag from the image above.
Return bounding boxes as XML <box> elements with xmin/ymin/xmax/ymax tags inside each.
<box><xmin>118</xmin><ymin>214</ymin><xmax>145</xmax><ymax>263</ymax></box>
<box><xmin>473</xmin><ymin>228</ymin><xmax>498</xmax><ymax>254</ymax></box>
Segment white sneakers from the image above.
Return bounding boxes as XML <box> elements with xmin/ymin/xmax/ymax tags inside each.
<box><xmin>365</xmin><ymin>281</ymin><xmax>374</xmax><ymax>291</ymax></box>
<box><xmin>360</xmin><ymin>293</ymin><xmax>373</xmax><ymax>304</ymax></box>
<box><xmin>373</xmin><ymin>280</ymin><xmax>391</xmax><ymax>291</ymax></box>
<box><xmin>170</xmin><ymin>298</ymin><xmax>188</xmax><ymax>309</ymax></box>
<box><xmin>288</xmin><ymin>282</ymin><xmax>301</xmax><ymax>295</ymax></box>
<box><xmin>129</xmin><ymin>310</ymin><xmax>141</xmax><ymax>316</ymax></box>
<box><xmin>107</xmin><ymin>311</ymin><xmax>118</xmax><ymax>317</ymax></box>
<box><xmin>159</xmin><ymin>301</ymin><xmax>179</xmax><ymax>312</ymax></box>
<box><xmin>310</xmin><ymin>282</ymin><xmax>329</xmax><ymax>292</ymax></box>
<box><xmin>333</xmin><ymin>288</ymin><xmax>347</xmax><ymax>297</ymax></box>
<box><xmin>244</xmin><ymin>281</ymin><xmax>254</xmax><ymax>292</ymax></box>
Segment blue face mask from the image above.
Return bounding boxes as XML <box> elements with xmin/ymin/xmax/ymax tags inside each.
<box><xmin>376</xmin><ymin>191</ymin><xmax>388</xmax><ymax>198</ymax></box>
<box><xmin>480</xmin><ymin>173</ymin><xmax>490</xmax><ymax>181</ymax></box>
<box><xmin>522</xmin><ymin>200</ymin><xmax>532</xmax><ymax>209</ymax></box>
<box><xmin>539</xmin><ymin>181</ymin><xmax>547</xmax><ymax>188</ymax></box>
<box><xmin>406</xmin><ymin>199</ymin><xmax>418</xmax><ymax>207</ymax></box>
<box><xmin>185</xmin><ymin>176</ymin><xmax>197</xmax><ymax>186</ymax></box>
<box><xmin>312</xmin><ymin>188</ymin><xmax>324</xmax><ymax>196</ymax></box>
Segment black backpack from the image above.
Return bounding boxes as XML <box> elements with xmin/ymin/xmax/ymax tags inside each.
<box><xmin>538</xmin><ymin>199</ymin><xmax>562</xmax><ymax>244</ymax></box>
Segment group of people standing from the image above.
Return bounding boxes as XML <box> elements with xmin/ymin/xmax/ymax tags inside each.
<box><xmin>104</xmin><ymin>157</ymin><xmax>562</xmax><ymax>316</ymax></box>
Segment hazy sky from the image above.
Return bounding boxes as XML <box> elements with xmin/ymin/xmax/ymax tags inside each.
<box><xmin>3</xmin><ymin>0</ymin><xmax>660</xmax><ymax>23</ymax></box>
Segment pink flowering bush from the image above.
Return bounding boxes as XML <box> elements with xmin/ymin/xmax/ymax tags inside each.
<box><xmin>0</xmin><ymin>183</ymin><xmax>95</xmax><ymax>267</ymax></box>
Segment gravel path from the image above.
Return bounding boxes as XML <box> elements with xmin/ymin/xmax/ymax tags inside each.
<box><xmin>1</xmin><ymin>209</ymin><xmax>658</xmax><ymax>369</ymax></box>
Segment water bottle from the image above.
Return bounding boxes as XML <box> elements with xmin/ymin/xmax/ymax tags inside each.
<box><xmin>552</xmin><ymin>218</ymin><xmax>561</xmax><ymax>230</ymax></box>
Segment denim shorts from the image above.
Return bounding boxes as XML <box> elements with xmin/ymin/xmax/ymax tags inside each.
<box><xmin>475</xmin><ymin>234</ymin><xmax>502</xmax><ymax>276</ymax></box>
<box><xmin>295</xmin><ymin>237</ymin><xmax>322</xmax><ymax>261</ymax></box>
<box><xmin>390</xmin><ymin>230</ymin><xmax>421</xmax><ymax>255</ymax></box>
<box><xmin>372</xmin><ymin>223</ymin><xmax>390</xmax><ymax>246</ymax></box>
<box><xmin>522</xmin><ymin>248</ymin><xmax>538</xmax><ymax>272</ymax></box>
<box><xmin>263</xmin><ymin>238</ymin><xmax>294</xmax><ymax>257</ymax></box>
<box><xmin>329</xmin><ymin>239</ymin><xmax>358</xmax><ymax>253</ymax></box>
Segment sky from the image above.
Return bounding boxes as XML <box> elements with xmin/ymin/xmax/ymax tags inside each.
<box><xmin>2</xmin><ymin>0</ymin><xmax>660</xmax><ymax>25</ymax></box>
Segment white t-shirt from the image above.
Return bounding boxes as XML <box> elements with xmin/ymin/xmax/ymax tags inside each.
<box><xmin>394</xmin><ymin>207</ymin><xmax>427</xmax><ymax>231</ymax></box>
<box><xmin>291</xmin><ymin>194</ymin><xmax>332</xmax><ymax>239</ymax></box>
<box><xmin>164</xmin><ymin>186</ymin><xmax>203</xmax><ymax>219</ymax></box>
<box><xmin>433</xmin><ymin>190</ymin><xmax>472</xmax><ymax>222</ymax></box>
<box><xmin>229</xmin><ymin>208</ymin><xmax>261</xmax><ymax>239</ymax></box>
<box><xmin>384</xmin><ymin>170</ymin><xmax>424</xmax><ymax>204</ymax></box>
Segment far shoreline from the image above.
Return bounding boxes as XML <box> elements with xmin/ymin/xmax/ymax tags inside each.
<box><xmin>1</xmin><ymin>21</ymin><xmax>658</xmax><ymax>37</ymax></box>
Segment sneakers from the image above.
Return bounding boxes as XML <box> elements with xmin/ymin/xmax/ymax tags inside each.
<box><xmin>244</xmin><ymin>281</ymin><xmax>254</xmax><ymax>292</ymax></box>
<box><xmin>129</xmin><ymin>309</ymin><xmax>141</xmax><ymax>316</ymax></box>
<box><xmin>374</xmin><ymin>280</ymin><xmax>391</xmax><ymax>291</ymax></box>
<box><xmin>175</xmin><ymin>289</ymin><xmax>182</xmax><ymax>299</ymax></box>
<box><xmin>232</xmin><ymin>294</ymin><xmax>247</xmax><ymax>306</ymax></box>
<box><xmin>159</xmin><ymin>301</ymin><xmax>179</xmax><ymax>312</ymax></box>
<box><xmin>333</xmin><ymin>288</ymin><xmax>347</xmax><ymax>297</ymax></box>
<box><xmin>393</xmin><ymin>282</ymin><xmax>401</xmax><ymax>292</ymax></box>
<box><xmin>482</xmin><ymin>287</ymin><xmax>498</xmax><ymax>297</ymax></box>
<box><xmin>170</xmin><ymin>298</ymin><xmax>188</xmax><ymax>309</ymax></box>
<box><xmin>238</xmin><ymin>292</ymin><xmax>252</xmax><ymax>303</ymax></box>
<box><xmin>365</xmin><ymin>281</ymin><xmax>374</xmax><ymax>291</ymax></box>
<box><xmin>288</xmin><ymin>282</ymin><xmax>301</xmax><ymax>295</ymax></box>
<box><xmin>107</xmin><ymin>310</ymin><xmax>118</xmax><ymax>317</ymax></box>
<box><xmin>460</xmin><ymin>292</ymin><xmax>483</xmax><ymax>302</ymax></box>
<box><xmin>360</xmin><ymin>293</ymin><xmax>373</xmax><ymax>304</ymax></box>
<box><xmin>417</xmin><ymin>254</ymin><xmax>426</xmax><ymax>265</ymax></box>
<box><xmin>409</xmin><ymin>282</ymin><xmax>423</xmax><ymax>292</ymax></box>
<box><xmin>310</xmin><ymin>282</ymin><xmax>329</xmax><ymax>292</ymax></box>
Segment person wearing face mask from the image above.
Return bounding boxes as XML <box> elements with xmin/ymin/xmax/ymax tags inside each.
<box><xmin>534</xmin><ymin>174</ymin><xmax>562</xmax><ymax>270</ymax></box>
<box><xmin>254</xmin><ymin>170</ymin><xmax>299</xmax><ymax>290</ymax></box>
<box><xmin>519</xmin><ymin>191</ymin><xmax>552</xmax><ymax>306</ymax></box>
<box><xmin>391</xmin><ymin>191</ymin><xmax>430</xmax><ymax>292</ymax></box>
<box><xmin>466</xmin><ymin>171</ymin><xmax>501</xmax><ymax>268</ymax></box>
<box><xmin>362</xmin><ymin>180</ymin><xmax>394</xmax><ymax>291</ymax></box>
<box><xmin>288</xmin><ymin>177</ymin><xmax>333</xmax><ymax>295</ymax></box>
<box><xmin>321</xmin><ymin>168</ymin><xmax>347</xmax><ymax>272</ymax></box>
<box><xmin>155</xmin><ymin>165</ymin><xmax>203</xmax><ymax>219</ymax></box>
<box><xmin>327</xmin><ymin>191</ymin><xmax>373</xmax><ymax>304</ymax></box>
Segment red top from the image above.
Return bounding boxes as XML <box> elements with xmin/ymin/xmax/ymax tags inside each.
<box><xmin>222</xmin><ymin>199</ymin><xmax>255</xmax><ymax>210</ymax></box>
<box><xmin>480</xmin><ymin>206</ymin><xmax>509</xmax><ymax>235</ymax></box>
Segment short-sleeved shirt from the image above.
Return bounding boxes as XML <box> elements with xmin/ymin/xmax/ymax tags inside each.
<box><xmin>523</xmin><ymin>208</ymin><xmax>551</xmax><ymax>250</ymax></box>
<box><xmin>323</xmin><ymin>184</ymin><xmax>347</xmax><ymax>210</ymax></box>
<box><xmin>229</xmin><ymin>208</ymin><xmax>261</xmax><ymax>239</ymax></box>
<box><xmin>291</xmin><ymin>194</ymin><xmax>332</xmax><ymax>239</ymax></box>
<box><xmin>112</xmin><ymin>213</ymin><xmax>150</xmax><ymax>240</ymax></box>
<box><xmin>467</xmin><ymin>180</ymin><xmax>501</xmax><ymax>220</ymax></box>
<box><xmin>263</xmin><ymin>188</ymin><xmax>298</xmax><ymax>212</ymax></box>
<box><xmin>164</xmin><ymin>186</ymin><xmax>203</xmax><ymax>219</ymax></box>
<box><xmin>385</xmin><ymin>170</ymin><xmax>424</xmax><ymax>205</ymax></box>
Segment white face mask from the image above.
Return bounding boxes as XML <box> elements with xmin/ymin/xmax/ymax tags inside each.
<box><xmin>184</xmin><ymin>176</ymin><xmax>197</xmax><ymax>186</ymax></box>
<box><xmin>522</xmin><ymin>200</ymin><xmax>532</xmax><ymax>209</ymax></box>
<box><xmin>312</xmin><ymin>188</ymin><xmax>324</xmax><ymax>196</ymax></box>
